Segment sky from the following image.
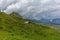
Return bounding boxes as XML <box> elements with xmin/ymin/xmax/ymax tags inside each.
<box><xmin>0</xmin><ymin>0</ymin><xmax>60</xmax><ymax>20</ymax></box>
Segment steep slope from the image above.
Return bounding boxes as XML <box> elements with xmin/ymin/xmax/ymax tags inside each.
<box><xmin>0</xmin><ymin>12</ymin><xmax>60</xmax><ymax>40</ymax></box>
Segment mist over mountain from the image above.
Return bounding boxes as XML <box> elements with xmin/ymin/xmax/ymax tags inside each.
<box><xmin>31</xmin><ymin>18</ymin><xmax>60</xmax><ymax>25</ymax></box>
<box><xmin>0</xmin><ymin>0</ymin><xmax>60</xmax><ymax>20</ymax></box>
<box><xmin>1</xmin><ymin>0</ymin><xmax>60</xmax><ymax>40</ymax></box>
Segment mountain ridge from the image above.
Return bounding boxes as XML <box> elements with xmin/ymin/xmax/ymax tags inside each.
<box><xmin>0</xmin><ymin>12</ymin><xmax>60</xmax><ymax>40</ymax></box>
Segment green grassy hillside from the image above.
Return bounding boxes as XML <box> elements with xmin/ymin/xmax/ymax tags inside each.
<box><xmin>0</xmin><ymin>12</ymin><xmax>60</xmax><ymax>40</ymax></box>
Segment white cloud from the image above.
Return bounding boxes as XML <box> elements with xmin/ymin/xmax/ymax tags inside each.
<box><xmin>0</xmin><ymin>0</ymin><xmax>60</xmax><ymax>20</ymax></box>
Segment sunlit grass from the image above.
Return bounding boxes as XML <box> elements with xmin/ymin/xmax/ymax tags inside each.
<box><xmin>0</xmin><ymin>12</ymin><xmax>60</xmax><ymax>40</ymax></box>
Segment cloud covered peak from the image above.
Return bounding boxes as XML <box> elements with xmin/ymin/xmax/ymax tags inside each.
<box><xmin>0</xmin><ymin>0</ymin><xmax>60</xmax><ymax>20</ymax></box>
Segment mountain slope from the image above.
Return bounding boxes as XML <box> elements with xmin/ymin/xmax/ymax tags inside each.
<box><xmin>0</xmin><ymin>12</ymin><xmax>60</xmax><ymax>40</ymax></box>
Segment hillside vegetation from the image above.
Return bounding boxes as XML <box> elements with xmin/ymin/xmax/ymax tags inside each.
<box><xmin>0</xmin><ymin>12</ymin><xmax>60</xmax><ymax>40</ymax></box>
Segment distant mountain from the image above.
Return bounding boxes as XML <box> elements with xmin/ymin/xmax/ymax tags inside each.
<box><xmin>52</xmin><ymin>18</ymin><xmax>60</xmax><ymax>24</ymax></box>
<box><xmin>40</xmin><ymin>18</ymin><xmax>51</xmax><ymax>22</ymax></box>
<box><xmin>31</xmin><ymin>18</ymin><xmax>60</xmax><ymax>25</ymax></box>
<box><xmin>41</xmin><ymin>18</ymin><xmax>60</xmax><ymax>24</ymax></box>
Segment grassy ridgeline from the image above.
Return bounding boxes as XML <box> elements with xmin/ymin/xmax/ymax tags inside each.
<box><xmin>0</xmin><ymin>12</ymin><xmax>60</xmax><ymax>40</ymax></box>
